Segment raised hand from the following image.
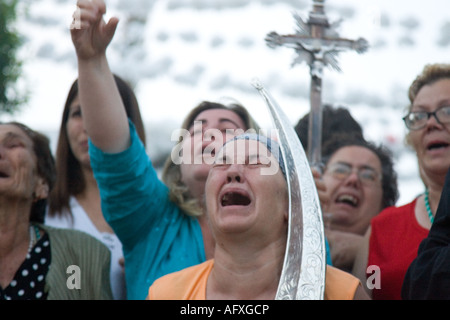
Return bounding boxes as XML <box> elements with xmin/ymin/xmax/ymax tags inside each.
<box><xmin>70</xmin><ymin>0</ymin><xmax>119</xmax><ymax>61</ymax></box>
<box><xmin>69</xmin><ymin>0</ymin><xmax>130</xmax><ymax>153</ymax></box>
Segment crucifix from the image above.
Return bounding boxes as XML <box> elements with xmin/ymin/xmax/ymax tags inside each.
<box><xmin>265</xmin><ymin>0</ymin><xmax>369</xmax><ymax>169</ymax></box>
<box><xmin>259</xmin><ymin>0</ymin><xmax>369</xmax><ymax>300</ymax></box>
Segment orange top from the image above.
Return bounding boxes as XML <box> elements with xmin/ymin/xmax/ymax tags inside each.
<box><xmin>147</xmin><ymin>260</ymin><xmax>360</xmax><ymax>300</ymax></box>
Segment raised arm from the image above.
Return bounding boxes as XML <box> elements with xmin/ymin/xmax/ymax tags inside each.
<box><xmin>70</xmin><ymin>0</ymin><xmax>130</xmax><ymax>153</ymax></box>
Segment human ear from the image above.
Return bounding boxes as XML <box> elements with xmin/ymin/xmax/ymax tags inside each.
<box><xmin>33</xmin><ymin>178</ymin><xmax>49</xmax><ymax>202</ymax></box>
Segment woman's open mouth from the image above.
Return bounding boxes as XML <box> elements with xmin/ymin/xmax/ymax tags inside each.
<box><xmin>221</xmin><ymin>191</ymin><xmax>251</xmax><ymax>207</ymax></box>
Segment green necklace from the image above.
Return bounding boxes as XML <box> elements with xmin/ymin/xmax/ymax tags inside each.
<box><xmin>424</xmin><ymin>189</ymin><xmax>434</xmax><ymax>224</ymax></box>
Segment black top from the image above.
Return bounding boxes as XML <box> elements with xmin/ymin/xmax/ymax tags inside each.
<box><xmin>0</xmin><ymin>233</ymin><xmax>50</xmax><ymax>300</ymax></box>
<box><xmin>402</xmin><ymin>167</ymin><xmax>450</xmax><ymax>299</ymax></box>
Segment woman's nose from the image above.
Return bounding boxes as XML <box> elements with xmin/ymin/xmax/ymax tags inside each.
<box><xmin>425</xmin><ymin>112</ymin><xmax>443</xmax><ymax>129</ymax></box>
<box><xmin>226</xmin><ymin>164</ymin><xmax>244</xmax><ymax>183</ymax></box>
<box><xmin>343</xmin><ymin>171</ymin><xmax>361</xmax><ymax>186</ymax></box>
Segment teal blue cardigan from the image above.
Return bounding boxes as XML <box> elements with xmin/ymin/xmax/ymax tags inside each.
<box><xmin>89</xmin><ymin>121</ymin><xmax>205</xmax><ymax>300</ymax></box>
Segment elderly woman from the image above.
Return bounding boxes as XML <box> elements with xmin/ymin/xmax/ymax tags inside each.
<box><xmin>321</xmin><ymin>133</ymin><xmax>398</xmax><ymax>271</ymax></box>
<box><xmin>353</xmin><ymin>63</ymin><xmax>450</xmax><ymax>300</ymax></box>
<box><xmin>295</xmin><ymin>105</ymin><xmax>398</xmax><ymax>271</ymax></box>
<box><xmin>0</xmin><ymin>122</ymin><xmax>112</xmax><ymax>300</ymax></box>
<box><xmin>148</xmin><ymin>134</ymin><xmax>369</xmax><ymax>300</ymax></box>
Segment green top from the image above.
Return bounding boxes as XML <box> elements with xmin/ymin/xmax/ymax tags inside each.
<box><xmin>38</xmin><ymin>224</ymin><xmax>113</xmax><ymax>300</ymax></box>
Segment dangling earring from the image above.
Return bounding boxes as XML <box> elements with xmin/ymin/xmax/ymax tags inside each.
<box><xmin>33</xmin><ymin>181</ymin><xmax>49</xmax><ymax>202</ymax></box>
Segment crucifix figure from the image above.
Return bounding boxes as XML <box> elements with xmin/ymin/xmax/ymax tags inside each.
<box><xmin>265</xmin><ymin>0</ymin><xmax>369</xmax><ymax>169</ymax></box>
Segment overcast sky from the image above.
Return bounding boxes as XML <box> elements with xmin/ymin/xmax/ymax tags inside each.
<box><xmin>5</xmin><ymin>0</ymin><xmax>450</xmax><ymax>204</ymax></box>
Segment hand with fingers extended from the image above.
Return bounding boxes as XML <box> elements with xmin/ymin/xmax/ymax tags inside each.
<box><xmin>70</xmin><ymin>0</ymin><xmax>119</xmax><ymax>61</ymax></box>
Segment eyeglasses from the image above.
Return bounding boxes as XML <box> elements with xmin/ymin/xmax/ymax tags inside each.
<box><xmin>402</xmin><ymin>106</ymin><xmax>450</xmax><ymax>130</ymax></box>
<box><xmin>325</xmin><ymin>162</ymin><xmax>381</xmax><ymax>186</ymax></box>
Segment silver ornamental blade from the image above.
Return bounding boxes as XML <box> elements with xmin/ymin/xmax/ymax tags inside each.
<box><xmin>252</xmin><ymin>79</ymin><xmax>326</xmax><ymax>300</ymax></box>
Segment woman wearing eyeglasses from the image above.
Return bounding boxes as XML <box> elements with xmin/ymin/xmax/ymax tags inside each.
<box><xmin>353</xmin><ymin>63</ymin><xmax>450</xmax><ymax>300</ymax></box>
<box><xmin>320</xmin><ymin>133</ymin><xmax>398</xmax><ymax>272</ymax></box>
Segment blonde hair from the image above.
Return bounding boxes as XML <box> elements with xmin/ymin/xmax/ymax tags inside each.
<box><xmin>405</xmin><ymin>63</ymin><xmax>450</xmax><ymax>146</ymax></box>
<box><xmin>408</xmin><ymin>63</ymin><xmax>450</xmax><ymax>106</ymax></box>
<box><xmin>161</xmin><ymin>101</ymin><xmax>260</xmax><ymax>217</ymax></box>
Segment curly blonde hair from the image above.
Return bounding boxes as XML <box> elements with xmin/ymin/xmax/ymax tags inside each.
<box><xmin>408</xmin><ymin>63</ymin><xmax>450</xmax><ymax>106</ymax></box>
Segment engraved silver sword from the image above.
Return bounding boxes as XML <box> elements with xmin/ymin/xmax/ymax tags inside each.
<box><xmin>252</xmin><ymin>79</ymin><xmax>326</xmax><ymax>300</ymax></box>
